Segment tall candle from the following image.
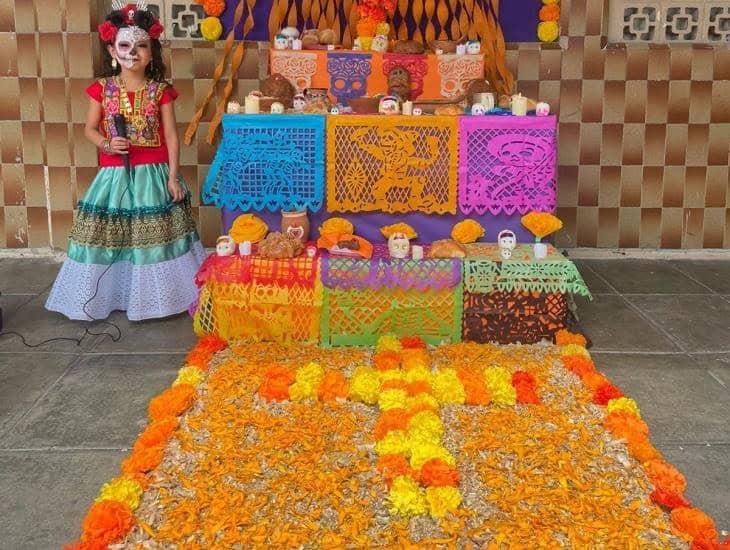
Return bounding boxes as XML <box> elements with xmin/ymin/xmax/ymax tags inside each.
<box><xmin>402</xmin><ymin>100</ymin><xmax>413</xmax><ymax>115</ymax></box>
<box><xmin>244</xmin><ymin>94</ymin><xmax>260</xmax><ymax>114</ymax></box>
<box><xmin>511</xmin><ymin>93</ymin><xmax>527</xmax><ymax>116</ymax></box>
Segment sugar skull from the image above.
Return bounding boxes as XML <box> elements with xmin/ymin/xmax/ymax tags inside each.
<box><xmin>536</xmin><ymin>102</ymin><xmax>551</xmax><ymax>116</ymax></box>
<box><xmin>292</xmin><ymin>93</ymin><xmax>306</xmax><ymax>111</ymax></box>
<box><xmin>226</xmin><ymin>100</ymin><xmax>241</xmax><ymax>114</ymax></box>
<box><xmin>216</xmin><ymin>235</ymin><xmax>237</xmax><ymax>257</ymax></box>
<box><xmin>270</xmin><ymin>102</ymin><xmax>285</xmax><ymax>114</ymax></box>
<box><xmin>379</xmin><ymin>95</ymin><xmax>400</xmax><ymax>115</ymax></box>
<box><xmin>470</xmin><ymin>103</ymin><xmax>487</xmax><ymax>116</ymax></box>
<box><xmin>330</xmin><ymin>106</ymin><xmax>340</xmax><ymax>115</ymax></box>
<box><xmin>456</xmin><ymin>44</ymin><xmax>467</xmax><ymax>55</ymax></box>
<box><xmin>466</xmin><ymin>40</ymin><xmax>481</xmax><ymax>54</ymax></box>
<box><xmin>497</xmin><ymin>229</ymin><xmax>517</xmax><ymax>260</ymax></box>
<box><xmin>371</xmin><ymin>34</ymin><xmax>389</xmax><ymax>53</ymax></box>
<box><xmin>388</xmin><ymin>233</ymin><xmax>411</xmax><ymax>259</ymax></box>
<box><xmin>412</xmin><ymin>107</ymin><xmax>423</xmax><ymax>116</ymax></box>
<box><xmin>273</xmin><ymin>34</ymin><xmax>288</xmax><ymax>50</ymax></box>
<box><xmin>353</xmin><ymin>37</ymin><xmax>362</xmax><ymax>51</ymax></box>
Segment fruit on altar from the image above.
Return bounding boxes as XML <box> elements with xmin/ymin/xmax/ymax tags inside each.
<box><xmin>229</xmin><ymin>213</ymin><xmax>269</xmax><ymax>244</ymax></box>
<box><xmin>258</xmin><ymin>232</ymin><xmax>303</xmax><ymax>259</ymax></box>
<box><xmin>427</xmin><ymin>239</ymin><xmax>467</xmax><ymax>258</ymax></box>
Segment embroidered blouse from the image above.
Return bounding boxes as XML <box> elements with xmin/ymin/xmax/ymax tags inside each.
<box><xmin>86</xmin><ymin>77</ymin><xmax>178</xmax><ymax>167</ymax></box>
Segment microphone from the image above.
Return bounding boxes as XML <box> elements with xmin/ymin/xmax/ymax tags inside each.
<box><xmin>112</xmin><ymin>113</ymin><xmax>130</xmax><ymax>172</ymax></box>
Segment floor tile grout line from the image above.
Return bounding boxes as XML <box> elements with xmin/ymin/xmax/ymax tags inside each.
<box><xmin>0</xmin><ymin>354</ymin><xmax>84</xmax><ymax>440</ymax></box>
<box><xmin>582</xmin><ymin>264</ymin><xmax>690</xmax><ymax>354</ymax></box>
<box><xmin>667</xmin><ymin>262</ymin><xmax>722</xmax><ymax>295</ymax></box>
<box><xmin>0</xmin><ymin>447</ymin><xmax>128</xmax><ymax>453</ymax></box>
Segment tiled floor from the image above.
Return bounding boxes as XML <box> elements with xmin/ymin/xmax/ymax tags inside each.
<box><xmin>1</xmin><ymin>256</ymin><xmax>729</xmax><ymax>547</ymax></box>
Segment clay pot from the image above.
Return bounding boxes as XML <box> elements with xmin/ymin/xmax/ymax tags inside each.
<box><xmin>281</xmin><ymin>210</ymin><xmax>310</xmax><ymax>243</ymax></box>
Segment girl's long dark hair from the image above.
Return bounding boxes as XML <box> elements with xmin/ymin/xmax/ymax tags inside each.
<box><xmin>100</xmin><ymin>8</ymin><xmax>167</xmax><ymax>82</ymax></box>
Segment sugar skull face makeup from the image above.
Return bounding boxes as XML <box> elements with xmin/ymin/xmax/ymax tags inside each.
<box><xmin>112</xmin><ymin>26</ymin><xmax>151</xmax><ymax>69</ymax></box>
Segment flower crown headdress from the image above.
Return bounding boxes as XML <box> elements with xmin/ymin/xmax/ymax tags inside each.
<box><xmin>98</xmin><ymin>0</ymin><xmax>164</xmax><ymax>43</ymax></box>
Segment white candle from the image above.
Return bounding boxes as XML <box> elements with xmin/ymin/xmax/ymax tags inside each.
<box><xmin>411</xmin><ymin>245</ymin><xmax>424</xmax><ymax>260</ymax></box>
<box><xmin>239</xmin><ymin>241</ymin><xmax>252</xmax><ymax>255</ymax></box>
<box><xmin>511</xmin><ymin>93</ymin><xmax>527</xmax><ymax>116</ymax></box>
<box><xmin>244</xmin><ymin>94</ymin><xmax>260</xmax><ymax>114</ymax></box>
<box><xmin>402</xmin><ymin>100</ymin><xmax>413</xmax><ymax>115</ymax></box>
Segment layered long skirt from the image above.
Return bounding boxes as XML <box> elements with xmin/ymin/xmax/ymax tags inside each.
<box><xmin>46</xmin><ymin>163</ymin><xmax>206</xmax><ymax>321</ymax></box>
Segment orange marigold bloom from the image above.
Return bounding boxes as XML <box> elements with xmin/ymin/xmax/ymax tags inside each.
<box><xmin>593</xmin><ymin>382</ymin><xmax>623</xmax><ymax>405</ymax></box>
<box><xmin>124</xmin><ymin>472</ymin><xmax>150</xmax><ymax>490</ymax></box>
<box><xmin>408</xmin><ymin>402</ymin><xmax>440</xmax><ymax>416</ymax></box>
<box><xmin>374</xmin><ymin>408</ymin><xmax>411</xmax><ymax>440</ymax></box>
<box><xmin>185</xmin><ymin>349</ymin><xmax>212</xmax><ymax>371</ymax></box>
<box><xmin>80</xmin><ymin>500</ymin><xmax>134</xmax><ymax>546</ymax></box>
<box><xmin>626</xmin><ymin>434</ymin><xmax>662</xmax><ymax>463</ymax></box>
<box><xmin>555</xmin><ymin>329</ymin><xmax>587</xmax><ymax>347</ymax></box>
<box><xmin>202</xmin><ymin>0</ymin><xmax>226</xmax><ymax>16</ymax></box>
<box><xmin>122</xmin><ymin>445</ymin><xmax>165</xmax><ymax>475</ymax></box>
<box><xmin>195</xmin><ymin>334</ymin><xmax>226</xmax><ymax>354</ymax></box>
<box><xmin>263</xmin><ymin>364</ymin><xmax>295</xmax><ymax>384</ymax></box>
<box><xmin>604</xmin><ymin>410</ymin><xmax>649</xmax><ymax>440</ymax></box>
<box><xmin>581</xmin><ymin>371</ymin><xmax>609</xmax><ymax>391</ymax></box>
<box><xmin>148</xmin><ymin>384</ymin><xmax>196</xmax><ymax>421</ymax></box>
<box><xmin>402</xmin><ymin>350</ymin><xmax>430</xmax><ymax>370</ymax></box>
<box><xmin>376</xmin><ymin>454</ymin><xmax>415</xmax><ymax>484</ymax></box>
<box><xmin>318</xmin><ymin>371</ymin><xmax>348</xmax><ymax>402</ymax></box>
<box><xmin>64</xmin><ymin>541</ymin><xmax>108</xmax><ymax>550</ymax></box>
<box><xmin>380</xmin><ymin>379</ymin><xmax>410</xmax><ymax>392</ymax></box>
<box><xmin>400</xmin><ymin>336</ymin><xmax>427</xmax><ymax>349</ymax></box>
<box><xmin>258</xmin><ymin>378</ymin><xmax>292</xmax><ymax>402</ymax></box>
<box><xmin>457</xmin><ymin>368</ymin><xmax>491</xmax><ymax>405</ymax></box>
<box><xmin>539</xmin><ymin>4</ymin><xmax>561</xmax><ymax>22</ymax></box>
<box><xmin>671</xmin><ymin>507</ymin><xmax>718</xmax><ymax>542</ymax></box>
<box><xmin>374</xmin><ymin>350</ymin><xmax>402</xmax><ymax>371</ymax></box>
<box><xmin>651</xmin><ymin>488</ymin><xmax>690</xmax><ymax>510</ymax></box>
<box><xmin>420</xmin><ymin>458</ymin><xmax>460</xmax><ymax>487</ymax></box>
<box><xmin>561</xmin><ymin>355</ymin><xmax>595</xmax><ymax>378</ymax></box>
<box><xmin>646</xmin><ymin>460</ymin><xmax>687</xmax><ymax>494</ymax></box>
<box><xmin>133</xmin><ymin>417</ymin><xmax>179</xmax><ymax>452</ymax></box>
<box><xmin>406</xmin><ymin>380</ymin><xmax>433</xmax><ymax>396</ymax></box>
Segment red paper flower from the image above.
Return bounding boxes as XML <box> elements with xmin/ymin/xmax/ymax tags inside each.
<box><xmin>148</xmin><ymin>21</ymin><xmax>164</xmax><ymax>39</ymax></box>
<box><xmin>98</xmin><ymin>21</ymin><xmax>118</xmax><ymax>43</ymax></box>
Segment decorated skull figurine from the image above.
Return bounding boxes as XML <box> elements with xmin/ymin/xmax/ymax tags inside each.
<box><xmin>273</xmin><ymin>34</ymin><xmax>288</xmax><ymax>50</ymax></box>
<box><xmin>292</xmin><ymin>93</ymin><xmax>306</xmax><ymax>112</ymax></box>
<box><xmin>497</xmin><ymin>229</ymin><xmax>517</xmax><ymax>260</ymax></box>
<box><xmin>371</xmin><ymin>34</ymin><xmax>389</xmax><ymax>53</ymax></box>
<box><xmin>412</xmin><ymin>107</ymin><xmax>423</xmax><ymax>116</ymax></box>
<box><xmin>379</xmin><ymin>95</ymin><xmax>400</xmax><ymax>115</ymax></box>
<box><xmin>270</xmin><ymin>102</ymin><xmax>285</xmax><ymax>114</ymax></box>
<box><xmin>388</xmin><ymin>232</ymin><xmax>411</xmax><ymax>259</ymax></box>
<box><xmin>535</xmin><ymin>102</ymin><xmax>551</xmax><ymax>117</ymax></box>
<box><xmin>216</xmin><ymin>235</ymin><xmax>237</xmax><ymax>257</ymax></box>
<box><xmin>330</xmin><ymin>106</ymin><xmax>340</xmax><ymax>115</ymax></box>
<box><xmin>466</xmin><ymin>40</ymin><xmax>481</xmax><ymax>55</ymax></box>
<box><xmin>470</xmin><ymin>103</ymin><xmax>487</xmax><ymax>116</ymax></box>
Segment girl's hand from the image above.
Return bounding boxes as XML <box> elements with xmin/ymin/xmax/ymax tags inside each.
<box><xmin>108</xmin><ymin>137</ymin><xmax>130</xmax><ymax>155</ymax></box>
<box><xmin>167</xmin><ymin>179</ymin><xmax>185</xmax><ymax>203</ymax></box>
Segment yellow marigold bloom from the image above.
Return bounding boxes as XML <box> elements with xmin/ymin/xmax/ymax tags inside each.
<box><xmin>376</xmin><ymin>334</ymin><xmax>402</xmax><ymax>353</ymax></box>
<box><xmin>561</xmin><ymin>343</ymin><xmax>590</xmax><ymax>357</ymax></box>
<box><xmin>607</xmin><ymin>397</ymin><xmax>641</xmax><ymax>418</ymax></box>
<box><xmin>95</xmin><ymin>477</ymin><xmax>143</xmax><ymax>510</ymax></box>
<box><xmin>375</xmin><ymin>430</ymin><xmax>410</xmax><ymax>456</ymax></box>
<box><xmin>404</xmin><ymin>366</ymin><xmax>432</xmax><ymax>384</ymax></box>
<box><xmin>350</xmin><ymin>367</ymin><xmax>380</xmax><ymax>404</ymax></box>
<box><xmin>401</xmin><ymin>349</ymin><xmax>429</xmax><ymax>367</ymax></box>
<box><xmin>484</xmin><ymin>367</ymin><xmax>517</xmax><ymax>407</ymax></box>
<box><xmin>537</xmin><ymin>20</ymin><xmax>560</xmax><ymax>42</ymax></box>
<box><xmin>431</xmin><ymin>369</ymin><xmax>466</xmax><ymax>404</ymax></box>
<box><xmin>425</xmin><ymin>486</ymin><xmax>462</xmax><ymax>518</ymax></box>
<box><xmin>289</xmin><ymin>380</ymin><xmax>317</xmax><ymax>401</ymax></box>
<box><xmin>379</xmin><ymin>369</ymin><xmax>406</xmax><ymax>382</ymax></box>
<box><xmin>296</xmin><ymin>362</ymin><xmax>324</xmax><ymax>387</ymax></box>
<box><xmin>200</xmin><ymin>16</ymin><xmax>223</xmax><ymax>41</ymax></box>
<box><xmin>379</xmin><ymin>388</ymin><xmax>409</xmax><ymax>411</ymax></box>
<box><xmin>387</xmin><ymin>476</ymin><xmax>427</xmax><ymax>517</ymax></box>
<box><xmin>408</xmin><ymin>393</ymin><xmax>440</xmax><ymax>411</ymax></box>
<box><xmin>173</xmin><ymin>366</ymin><xmax>204</xmax><ymax>387</ymax></box>
<box><xmin>407</xmin><ymin>410</ymin><xmax>444</xmax><ymax>445</ymax></box>
<box><xmin>410</xmin><ymin>443</ymin><xmax>455</xmax><ymax>470</ymax></box>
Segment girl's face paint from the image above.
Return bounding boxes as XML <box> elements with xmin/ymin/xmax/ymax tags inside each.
<box><xmin>112</xmin><ymin>26</ymin><xmax>151</xmax><ymax>70</ymax></box>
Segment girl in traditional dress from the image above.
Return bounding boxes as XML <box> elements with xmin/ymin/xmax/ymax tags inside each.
<box><xmin>46</xmin><ymin>1</ymin><xmax>205</xmax><ymax>321</ymax></box>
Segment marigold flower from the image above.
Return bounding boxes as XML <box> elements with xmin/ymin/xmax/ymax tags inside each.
<box><xmin>420</xmin><ymin>458</ymin><xmax>460</xmax><ymax>487</ymax></box>
<box><xmin>671</xmin><ymin>507</ymin><xmax>718</xmax><ymax>542</ymax></box>
<box><xmin>651</xmin><ymin>488</ymin><xmax>690</xmax><ymax>510</ymax></box>
<box><xmin>406</xmin><ymin>380</ymin><xmax>433</xmax><ymax>396</ymax></box>
<box><xmin>374</xmin><ymin>350</ymin><xmax>402</xmax><ymax>371</ymax></box>
<box><xmin>604</xmin><ymin>410</ymin><xmax>649</xmax><ymax>441</ymax></box>
<box><xmin>289</xmin><ymin>380</ymin><xmax>317</xmax><ymax>401</ymax></box>
<box><xmin>555</xmin><ymin>329</ymin><xmax>587</xmax><ymax>347</ymax></box>
<box><xmin>457</xmin><ymin>368</ymin><xmax>490</xmax><ymax>405</ymax></box>
<box><xmin>581</xmin><ymin>371</ymin><xmax>609</xmax><ymax>391</ymax></box>
<box><xmin>379</xmin><ymin>369</ymin><xmax>406</xmax><ymax>382</ymax></box>
<box><xmin>376</xmin><ymin>454</ymin><xmax>415</xmax><ymax>484</ymax></box>
<box><xmin>374</xmin><ymin>408</ymin><xmax>411</xmax><ymax>440</ymax></box>
<box><xmin>539</xmin><ymin>4</ymin><xmax>560</xmax><ymax>21</ymax></box>
<box><xmin>431</xmin><ymin>368</ymin><xmax>466</xmax><ymax>404</ymax></box>
<box><xmin>296</xmin><ymin>362</ymin><xmax>324</xmax><ymax>386</ymax></box>
<box><xmin>173</xmin><ymin>366</ymin><xmax>204</xmax><ymax>387</ymax></box>
<box><xmin>379</xmin><ymin>388</ymin><xmax>409</xmax><ymax>411</ymax></box>
<box><xmin>401</xmin><ymin>349</ymin><xmax>430</xmax><ymax>370</ymax></box>
<box><xmin>425</xmin><ymin>486</ymin><xmax>462</xmax><ymax>518</ymax></box>
<box><xmin>200</xmin><ymin>16</ymin><xmax>222</xmax><ymax>41</ymax></box>
<box><xmin>410</xmin><ymin>442</ymin><xmax>455</xmax><ymax>470</ymax></box>
<box><xmin>400</xmin><ymin>336</ymin><xmax>426</xmax><ymax>349</ymax></box>
<box><xmin>80</xmin><ymin>500</ymin><xmax>134</xmax><ymax>545</ymax></box>
<box><xmin>408</xmin><ymin>393</ymin><xmax>440</xmax><ymax>412</ymax></box>
<box><xmin>350</xmin><ymin>366</ymin><xmax>380</xmax><ymax>404</ymax></box>
<box><xmin>407</xmin><ymin>410</ymin><xmax>444</xmax><ymax>444</ymax></box>
<box><xmin>560</xmin><ymin>344</ymin><xmax>590</xmax><ymax>358</ymax></box>
<box><xmin>376</xmin><ymin>334</ymin><xmax>402</xmax><ymax>353</ymax></box>
<box><xmin>317</xmin><ymin>370</ymin><xmax>348</xmax><ymax>402</ymax></box>
<box><xmin>561</xmin><ymin>355</ymin><xmax>595</xmax><ymax>378</ymax></box>
<box><xmin>484</xmin><ymin>367</ymin><xmax>517</xmax><ymax>406</ymax></box>
<box><xmin>264</xmin><ymin>363</ymin><xmax>295</xmax><ymax>383</ymax></box>
<box><xmin>404</xmin><ymin>365</ymin><xmax>432</xmax><ymax>383</ymax></box>
<box><xmin>537</xmin><ymin>20</ymin><xmax>560</xmax><ymax>42</ymax></box>
<box><xmin>192</xmin><ymin>334</ymin><xmax>226</xmax><ymax>355</ymax></box>
<box><xmin>380</xmin><ymin>379</ymin><xmax>410</xmax><ymax>392</ymax></box>
<box><xmin>606</xmin><ymin>396</ymin><xmax>641</xmax><ymax>418</ymax></box>
<box><xmin>202</xmin><ymin>0</ymin><xmax>226</xmax><ymax>16</ymax></box>
<box><xmin>65</xmin><ymin>540</ymin><xmax>108</xmax><ymax>550</ymax></box>
<box><xmin>626</xmin><ymin>434</ymin><xmax>662</xmax><ymax>463</ymax></box>
<box><xmin>376</xmin><ymin>430</ymin><xmax>410</xmax><ymax>456</ymax></box>
<box><xmin>95</xmin><ymin>477</ymin><xmax>143</xmax><ymax>510</ymax></box>
<box><xmin>148</xmin><ymin>384</ymin><xmax>196</xmax><ymax>421</ymax></box>
<box><xmin>646</xmin><ymin>460</ymin><xmax>687</xmax><ymax>494</ymax></box>
<box><xmin>387</xmin><ymin>476</ymin><xmax>427</xmax><ymax>516</ymax></box>
<box><xmin>258</xmin><ymin>377</ymin><xmax>292</xmax><ymax>402</ymax></box>
<box><xmin>121</xmin><ymin>445</ymin><xmax>165</xmax><ymax>475</ymax></box>
<box><xmin>593</xmin><ymin>382</ymin><xmax>624</xmax><ymax>405</ymax></box>
<box><xmin>133</xmin><ymin>417</ymin><xmax>178</xmax><ymax>452</ymax></box>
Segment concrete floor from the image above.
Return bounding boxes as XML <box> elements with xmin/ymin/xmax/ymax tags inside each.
<box><xmin>0</xmin><ymin>256</ymin><xmax>728</xmax><ymax>548</ymax></box>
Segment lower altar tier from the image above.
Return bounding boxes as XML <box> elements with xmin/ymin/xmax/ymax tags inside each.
<box><xmin>192</xmin><ymin>244</ymin><xmax>591</xmax><ymax>346</ymax></box>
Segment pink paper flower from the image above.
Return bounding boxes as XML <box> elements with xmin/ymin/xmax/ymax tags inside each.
<box><xmin>144</xmin><ymin>103</ymin><xmax>157</xmax><ymax>116</ymax></box>
<box><xmin>106</xmin><ymin>100</ymin><xmax>119</xmax><ymax>115</ymax></box>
